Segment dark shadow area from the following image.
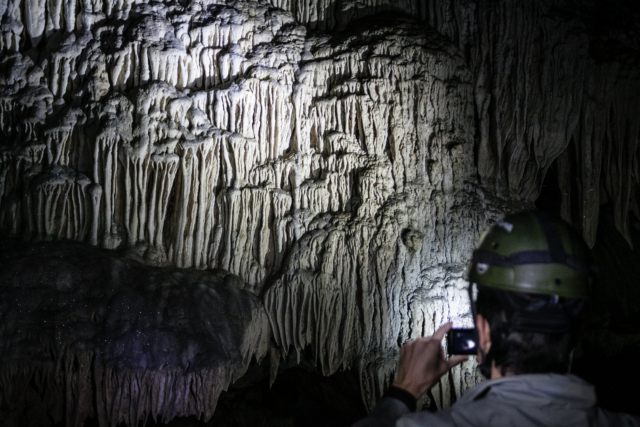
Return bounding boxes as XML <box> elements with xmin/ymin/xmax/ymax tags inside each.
<box><xmin>75</xmin><ymin>366</ymin><xmax>366</xmax><ymax>427</ymax></box>
<box><xmin>537</xmin><ymin>174</ymin><xmax>640</xmax><ymax>416</ymax></box>
<box><xmin>534</xmin><ymin>165</ymin><xmax>563</xmax><ymax>218</ymax></box>
<box><xmin>571</xmin><ymin>205</ymin><xmax>640</xmax><ymax>416</ymax></box>
<box><xmin>573</xmin><ymin>339</ymin><xmax>640</xmax><ymax>416</ymax></box>
<box><xmin>208</xmin><ymin>366</ymin><xmax>366</xmax><ymax>427</ymax></box>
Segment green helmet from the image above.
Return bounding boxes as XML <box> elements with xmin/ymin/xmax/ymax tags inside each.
<box><xmin>467</xmin><ymin>211</ymin><xmax>593</xmax><ymax>299</ymax></box>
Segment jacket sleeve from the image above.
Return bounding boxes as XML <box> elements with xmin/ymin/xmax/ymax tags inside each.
<box><xmin>351</xmin><ymin>397</ymin><xmax>413</xmax><ymax>427</ymax></box>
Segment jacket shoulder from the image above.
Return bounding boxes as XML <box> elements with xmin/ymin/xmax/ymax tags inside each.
<box><xmin>396</xmin><ymin>409</ymin><xmax>456</xmax><ymax>427</ymax></box>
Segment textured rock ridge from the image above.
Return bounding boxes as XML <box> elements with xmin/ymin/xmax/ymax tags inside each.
<box><xmin>438</xmin><ymin>0</ymin><xmax>640</xmax><ymax>248</ymax></box>
<box><xmin>1</xmin><ymin>1</ymin><xmax>307</xmax><ymax>292</ymax></box>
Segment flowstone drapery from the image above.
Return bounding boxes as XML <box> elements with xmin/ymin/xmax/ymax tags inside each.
<box><xmin>1</xmin><ymin>0</ymin><xmax>639</xmax><ymax>425</ymax></box>
<box><xmin>270</xmin><ymin>0</ymin><xmax>640</xmax><ymax>248</ymax></box>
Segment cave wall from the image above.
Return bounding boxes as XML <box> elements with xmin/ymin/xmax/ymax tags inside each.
<box><xmin>0</xmin><ymin>0</ymin><xmax>639</xmax><ymax>425</ymax></box>
<box><xmin>271</xmin><ymin>0</ymin><xmax>640</xmax><ymax>247</ymax></box>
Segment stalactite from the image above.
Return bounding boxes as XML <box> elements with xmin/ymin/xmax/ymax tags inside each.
<box><xmin>32</xmin><ymin>165</ymin><xmax>91</xmax><ymax>241</ymax></box>
<box><xmin>169</xmin><ymin>136</ymin><xmax>218</xmax><ymax>268</ymax></box>
<box><xmin>146</xmin><ymin>149</ymin><xmax>178</xmax><ymax>256</ymax></box>
<box><xmin>44</xmin><ymin>107</ymin><xmax>84</xmax><ymax>166</ymax></box>
<box><xmin>269</xmin><ymin>0</ymin><xmax>640</xmax><ymax>247</ymax></box>
<box><xmin>48</xmin><ymin>33</ymin><xmax>91</xmax><ymax>99</ymax></box>
<box><xmin>90</xmin><ymin>94</ymin><xmax>133</xmax><ymax>249</ymax></box>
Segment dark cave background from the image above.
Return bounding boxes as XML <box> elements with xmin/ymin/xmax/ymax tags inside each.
<box><xmin>537</xmin><ymin>166</ymin><xmax>640</xmax><ymax>419</ymax></box>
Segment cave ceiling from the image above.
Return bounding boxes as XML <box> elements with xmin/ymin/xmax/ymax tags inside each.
<box><xmin>0</xmin><ymin>0</ymin><xmax>639</xmax><ymax>425</ymax></box>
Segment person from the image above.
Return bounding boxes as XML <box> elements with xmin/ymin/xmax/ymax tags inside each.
<box><xmin>353</xmin><ymin>210</ymin><xmax>640</xmax><ymax>427</ymax></box>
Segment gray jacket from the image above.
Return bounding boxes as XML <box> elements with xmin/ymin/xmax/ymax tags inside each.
<box><xmin>354</xmin><ymin>374</ymin><xmax>640</xmax><ymax>427</ymax></box>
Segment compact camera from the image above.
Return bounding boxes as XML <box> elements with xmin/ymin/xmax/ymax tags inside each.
<box><xmin>447</xmin><ymin>328</ymin><xmax>477</xmax><ymax>355</ymax></box>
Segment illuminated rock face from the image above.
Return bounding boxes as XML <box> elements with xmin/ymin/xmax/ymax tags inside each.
<box><xmin>1</xmin><ymin>0</ymin><xmax>638</xmax><ymax>425</ymax></box>
<box><xmin>273</xmin><ymin>0</ymin><xmax>640</xmax><ymax>248</ymax></box>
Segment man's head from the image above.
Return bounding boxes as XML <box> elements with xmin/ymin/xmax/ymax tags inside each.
<box><xmin>466</xmin><ymin>211</ymin><xmax>593</xmax><ymax>378</ymax></box>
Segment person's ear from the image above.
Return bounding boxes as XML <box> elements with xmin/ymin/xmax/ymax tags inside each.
<box><xmin>476</xmin><ymin>314</ymin><xmax>491</xmax><ymax>359</ymax></box>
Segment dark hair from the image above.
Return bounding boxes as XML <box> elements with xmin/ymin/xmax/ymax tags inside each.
<box><xmin>475</xmin><ymin>287</ymin><xmax>583</xmax><ymax>376</ymax></box>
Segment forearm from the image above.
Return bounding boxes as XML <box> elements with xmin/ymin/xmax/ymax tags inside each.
<box><xmin>352</xmin><ymin>323</ymin><xmax>465</xmax><ymax>427</ymax></box>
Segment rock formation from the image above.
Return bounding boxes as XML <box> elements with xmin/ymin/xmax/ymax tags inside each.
<box><xmin>0</xmin><ymin>240</ymin><xmax>270</xmax><ymax>426</ymax></box>
<box><xmin>0</xmin><ymin>0</ymin><xmax>639</xmax><ymax>425</ymax></box>
<box><xmin>272</xmin><ymin>0</ymin><xmax>640</xmax><ymax>247</ymax></box>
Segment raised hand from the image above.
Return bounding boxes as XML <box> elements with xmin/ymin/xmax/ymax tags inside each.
<box><xmin>392</xmin><ymin>322</ymin><xmax>469</xmax><ymax>399</ymax></box>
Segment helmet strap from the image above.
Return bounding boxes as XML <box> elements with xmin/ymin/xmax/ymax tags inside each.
<box><xmin>532</xmin><ymin>211</ymin><xmax>567</xmax><ymax>265</ymax></box>
<box><xmin>470</xmin><ymin>283</ymin><xmax>582</xmax><ymax>378</ymax></box>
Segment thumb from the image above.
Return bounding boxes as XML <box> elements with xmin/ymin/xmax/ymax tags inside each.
<box><xmin>446</xmin><ymin>355</ymin><xmax>469</xmax><ymax>370</ymax></box>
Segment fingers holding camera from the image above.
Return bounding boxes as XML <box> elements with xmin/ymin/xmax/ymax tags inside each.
<box><xmin>392</xmin><ymin>322</ymin><xmax>469</xmax><ymax>399</ymax></box>
<box><xmin>446</xmin><ymin>354</ymin><xmax>469</xmax><ymax>370</ymax></box>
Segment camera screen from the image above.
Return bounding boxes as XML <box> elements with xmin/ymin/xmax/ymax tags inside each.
<box><xmin>448</xmin><ymin>328</ymin><xmax>477</xmax><ymax>355</ymax></box>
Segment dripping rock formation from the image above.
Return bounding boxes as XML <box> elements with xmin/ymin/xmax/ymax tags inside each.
<box><xmin>1</xmin><ymin>0</ymin><xmax>639</xmax><ymax>425</ymax></box>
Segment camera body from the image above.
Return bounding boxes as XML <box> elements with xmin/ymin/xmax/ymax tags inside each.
<box><xmin>447</xmin><ymin>328</ymin><xmax>477</xmax><ymax>355</ymax></box>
